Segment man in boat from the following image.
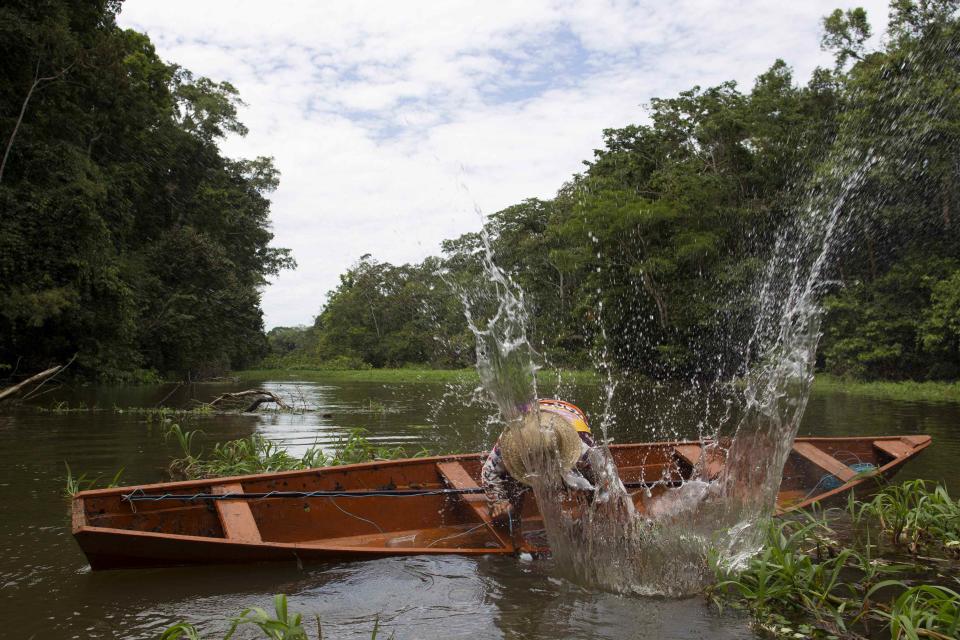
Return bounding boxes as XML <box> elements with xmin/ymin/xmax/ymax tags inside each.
<box><xmin>481</xmin><ymin>399</ymin><xmax>598</xmax><ymax>521</ymax></box>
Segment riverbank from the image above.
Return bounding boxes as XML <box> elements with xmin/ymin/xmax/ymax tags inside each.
<box><xmin>233</xmin><ymin>368</ymin><xmax>600</xmax><ymax>384</ymax></box>
<box><xmin>812</xmin><ymin>374</ymin><xmax>960</xmax><ymax>404</ymax></box>
<box><xmin>233</xmin><ymin>368</ymin><xmax>959</xmax><ymax>403</ymax></box>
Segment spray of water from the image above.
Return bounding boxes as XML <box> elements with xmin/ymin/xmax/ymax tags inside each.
<box><xmin>457</xmin><ymin>153</ymin><xmax>875</xmax><ymax>595</ymax></box>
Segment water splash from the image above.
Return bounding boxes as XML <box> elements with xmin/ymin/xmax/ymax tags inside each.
<box><xmin>456</xmin><ymin>152</ymin><xmax>875</xmax><ymax>595</ymax></box>
<box><xmin>454</xmin><ymin>34</ymin><xmax>954</xmax><ymax>595</ymax></box>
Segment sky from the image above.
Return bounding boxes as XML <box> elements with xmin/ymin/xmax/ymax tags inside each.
<box><xmin>118</xmin><ymin>0</ymin><xmax>891</xmax><ymax>329</ymax></box>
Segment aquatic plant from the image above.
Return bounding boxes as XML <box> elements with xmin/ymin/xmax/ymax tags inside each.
<box><xmin>223</xmin><ymin>594</ymin><xmax>310</xmax><ymax>639</ymax></box>
<box><xmin>851</xmin><ymin>480</ymin><xmax>960</xmax><ymax>555</ymax></box>
<box><xmin>712</xmin><ymin>488</ymin><xmax>960</xmax><ymax>640</ymax></box>
<box><xmin>63</xmin><ymin>462</ymin><xmax>124</xmax><ymax>498</ymax></box>
<box><xmin>161</xmin><ymin>594</ymin><xmax>390</xmax><ymax>640</ymax></box>
<box><xmin>872</xmin><ymin>583</ymin><xmax>960</xmax><ymax>640</ymax></box>
<box><xmin>711</xmin><ymin>516</ymin><xmax>877</xmax><ymax>636</ymax></box>
<box><xmin>166</xmin><ymin>425</ymin><xmax>428</xmax><ymax>480</ymax></box>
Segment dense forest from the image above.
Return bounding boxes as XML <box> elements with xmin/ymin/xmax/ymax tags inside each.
<box><xmin>268</xmin><ymin>1</ymin><xmax>960</xmax><ymax>382</ymax></box>
<box><xmin>0</xmin><ymin>0</ymin><xmax>293</xmax><ymax>380</ymax></box>
<box><xmin>2</xmin><ymin>1</ymin><xmax>958</xmax><ymax>383</ymax></box>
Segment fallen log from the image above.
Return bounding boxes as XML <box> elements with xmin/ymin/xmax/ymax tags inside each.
<box><xmin>208</xmin><ymin>389</ymin><xmax>290</xmax><ymax>412</ymax></box>
<box><xmin>0</xmin><ymin>366</ymin><xmax>62</xmax><ymax>403</ymax></box>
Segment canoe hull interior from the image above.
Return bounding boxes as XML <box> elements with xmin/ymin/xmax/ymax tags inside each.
<box><xmin>72</xmin><ymin>435</ymin><xmax>931</xmax><ymax>570</ymax></box>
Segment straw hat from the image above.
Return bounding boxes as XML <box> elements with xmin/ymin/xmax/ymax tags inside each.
<box><xmin>499</xmin><ymin>409</ymin><xmax>582</xmax><ymax>485</ymax></box>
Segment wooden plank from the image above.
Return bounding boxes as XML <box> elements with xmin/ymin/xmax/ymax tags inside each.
<box><xmin>436</xmin><ymin>461</ymin><xmax>512</xmax><ymax>550</ymax></box>
<box><xmin>901</xmin><ymin>435</ymin><xmax>931</xmax><ymax>447</ymax></box>
<box><xmin>212</xmin><ymin>483</ymin><xmax>262</xmax><ymax>543</ymax></box>
<box><xmin>873</xmin><ymin>439</ymin><xmax>913</xmax><ymax>460</ymax></box>
<box><xmin>792</xmin><ymin>442</ymin><xmax>856</xmax><ymax>483</ymax></box>
<box><xmin>674</xmin><ymin>444</ymin><xmax>724</xmax><ymax>479</ymax></box>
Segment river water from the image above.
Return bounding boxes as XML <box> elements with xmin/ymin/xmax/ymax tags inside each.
<box><xmin>1</xmin><ymin>376</ymin><xmax>957</xmax><ymax>639</ymax></box>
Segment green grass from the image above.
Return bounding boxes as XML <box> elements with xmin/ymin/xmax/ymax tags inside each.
<box><xmin>812</xmin><ymin>375</ymin><xmax>960</xmax><ymax>403</ymax></box>
<box><xmin>237</xmin><ymin>369</ymin><xmax>957</xmax><ymax>401</ymax></box>
<box><xmin>233</xmin><ymin>367</ymin><xmax>600</xmax><ymax>385</ymax></box>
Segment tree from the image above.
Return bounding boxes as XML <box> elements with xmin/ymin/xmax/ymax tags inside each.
<box><xmin>0</xmin><ymin>0</ymin><xmax>292</xmax><ymax>380</ymax></box>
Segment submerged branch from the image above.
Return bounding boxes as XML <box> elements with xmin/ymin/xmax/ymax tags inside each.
<box><xmin>207</xmin><ymin>389</ymin><xmax>290</xmax><ymax>412</ymax></box>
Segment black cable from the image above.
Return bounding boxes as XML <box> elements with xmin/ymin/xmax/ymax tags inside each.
<box><xmin>120</xmin><ymin>480</ymin><xmax>680</xmax><ymax>503</ymax></box>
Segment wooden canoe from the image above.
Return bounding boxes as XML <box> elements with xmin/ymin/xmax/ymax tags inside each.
<box><xmin>72</xmin><ymin>434</ymin><xmax>930</xmax><ymax>570</ymax></box>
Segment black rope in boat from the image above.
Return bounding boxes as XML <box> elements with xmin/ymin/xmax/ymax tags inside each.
<box><xmin>120</xmin><ymin>480</ymin><xmax>673</xmax><ymax>503</ymax></box>
<box><xmin>121</xmin><ymin>487</ymin><xmax>486</xmax><ymax>502</ymax></box>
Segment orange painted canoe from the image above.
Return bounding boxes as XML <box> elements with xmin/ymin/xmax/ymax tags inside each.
<box><xmin>72</xmin><ymin>435</ymin><xmax>930</xmax><ymax>570</ymax></box>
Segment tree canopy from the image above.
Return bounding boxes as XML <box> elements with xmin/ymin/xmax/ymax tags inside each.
<box><xmin>0</xmin><ymin>0</ymin><xmax>293</xmax><ymax>380</ymax></box>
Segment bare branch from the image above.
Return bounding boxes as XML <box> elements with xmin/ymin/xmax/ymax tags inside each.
<box><xmin>0</xmin><ymin>59</ymin><xmax>73</xmax><ymax>185</ymax></box>
<box><xmin>0</xmin><ymin>365</ymin><xmax>62</xmax><ymax>402</ymax></box>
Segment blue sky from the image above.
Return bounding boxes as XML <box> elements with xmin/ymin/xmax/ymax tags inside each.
<box><xmin>119</xmin><ymin>0</ymin><xmax>891</xmax><ymax>328</ymax></box>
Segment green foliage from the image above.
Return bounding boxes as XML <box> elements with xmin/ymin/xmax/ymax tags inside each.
<box><xmin>812</xmin><ymin>374</ymin><xmax>960</xmax><ymax>403</ymax></box>
<box><xmin>223</xmin><ymin>594</ymin><xmax>309</xmax><ymax>640</ymax></box>
<box><xmin>0</xmin><ymin>1</ymin><xmax>292</xmax><ymax>381</ymax></box>
<box><xmin>851</xmin><ymin>479</ymin><xmax>960</xmax><ymax>554</ymax></box>
<box><xmin>712</xmin><ymin>516</ymin><xmax>881</xmax><ymax>635</ymax></box>
<box><xmin>5</xmin><ymin>2</ymin><xmax>959</xmax><ymax>385</ymax></box>
<box><xmin>161</xmin><ymin>595</ymin><xmax>390</xmax><ymax>640</ymax></box>
<box><xmin>878</xmin><ymin>583</ymin><xmax>960</xmax><ymax>640</ymax></box>
<box><xmin>822</xmin><ymin>8</ymin><xmax>872</xmax><ymax>69</ymax></box>
<box><xmin>166</xmin><ymin>425</ymin><xmax>427</xmax><ymax>480</ymax></box>
<box><xmin>921</xmin><ymin>270</ymin><xmax>960</xmax><ymax>369</ymax></box>
<box><xmin>713</xmin><ymin>483</ymin><xmax>960</xmax><ymax>639</ymax></box>
<box><xmin>63</xmin><ymin>461</ymin><xmax>123</xmax><ymax>498</ymax></box>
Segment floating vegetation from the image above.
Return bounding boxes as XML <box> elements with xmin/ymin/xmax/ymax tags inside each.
<box><xmin>166</xmin><ymin>424</ymin><xmax>428</xmax><ymax>480</ymax></box>
<box><xmin>37</xmin><ymin>403</ymin><xmax>214</xmax><ymax>420</ymax></box>
<box><xmin>711</xmin><ymin>484</ymin><xmax>960</xmax><ymax>640</ymax></box>
<box><xmin>161</xmin><ymin>594</ymin><xmax>391</xmax><ymax>639</ymax></box>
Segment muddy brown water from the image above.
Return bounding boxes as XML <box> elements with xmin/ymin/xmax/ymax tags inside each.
<box><xmin>0</xmin><ymin>376</ymin><xmax>957</xmax><ymax>639</ymax></box>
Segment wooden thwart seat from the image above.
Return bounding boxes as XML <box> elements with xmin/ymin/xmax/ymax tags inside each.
<box><xmin>212</xmin><ymin>483</ymin><xmax>262</xmax><ymax>543</ymax></box>
<box><xmin>674</xmin><ymin>443</ymin><xmax>725</xmax><ymax>480</ymax></box>
<box><xmin>873</xmin><ymin>438</ymin><xmax>914</xmax><ymax>460</ymax></box>
<box><xmin>436</xmin><ymin>461</ymin><xmax>512</xmax><ymax>550</ymax></box>
<box><xmin>791</xmin><ymin>442</ymin><xmax>856</xmax><ymax>483</ymax></box>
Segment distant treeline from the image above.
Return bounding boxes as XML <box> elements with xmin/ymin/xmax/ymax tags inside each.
<box><xmin>269</xmin><ymin>3</ymin><xmax>960</xmax><ymax>382</ymax></box>
<box><xmin>1</xmin><ymin>1</ymin><xmax>293</xmax><ymax>380</ymax></box>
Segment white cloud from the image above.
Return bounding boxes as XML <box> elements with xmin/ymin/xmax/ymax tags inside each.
<box><xmin>118</xmin><ymin>0</ymin><xmax>891</xmax><ymax>327</ymax></box>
